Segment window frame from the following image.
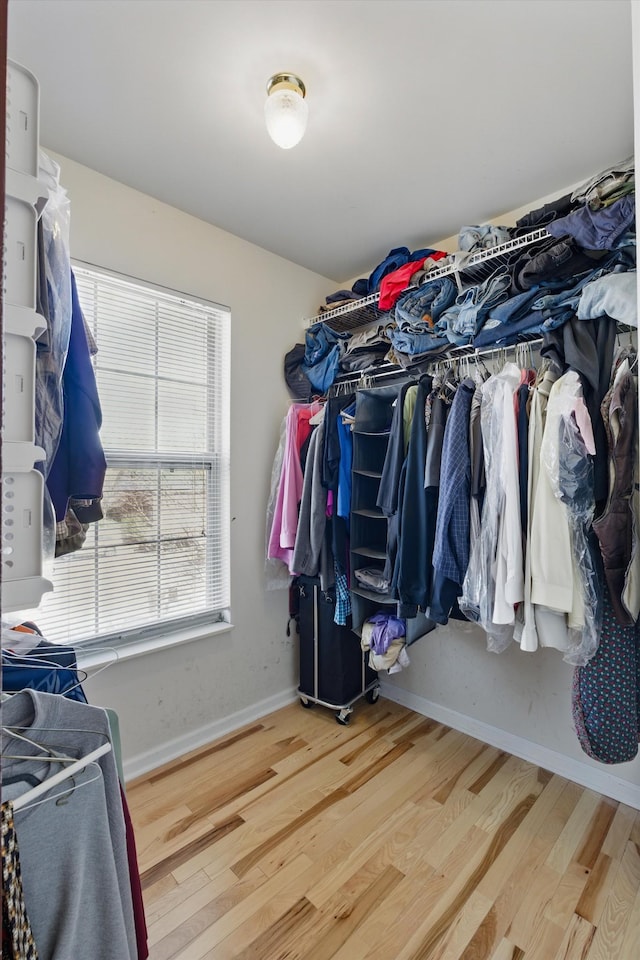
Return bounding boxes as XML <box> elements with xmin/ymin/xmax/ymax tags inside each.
<box><xmin>41</xmin><ymin>260</ymin><xmax>232</xmax><ymax>653</ymax></box>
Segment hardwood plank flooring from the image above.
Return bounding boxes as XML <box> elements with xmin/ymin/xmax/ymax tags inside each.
<box><xmin>126</xmin><ymin>699</ymin><xmax>640</xmax><ymax>960</ymax></box>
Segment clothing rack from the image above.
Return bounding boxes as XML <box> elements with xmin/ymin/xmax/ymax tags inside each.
<box><xmin>329</xmin><ymin>332</ymin><xmax>547</xmax><ymax>394</ymax></box>
<box><xmin>308</xmin><ymin>228</ymin><xmax>551</xmax><ymax>333</ymax></box>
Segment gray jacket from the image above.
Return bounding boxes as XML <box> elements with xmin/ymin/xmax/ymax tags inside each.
<box><xmin>292</xmin><ymin>417</ymin><xmax>334</xmax><ymax>590</ymax></box>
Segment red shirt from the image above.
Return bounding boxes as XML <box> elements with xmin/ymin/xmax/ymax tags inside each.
<box><xmin>378</xmin><ymin>252</ymin><xmax>447</xmax><ymax>311</ymax></box>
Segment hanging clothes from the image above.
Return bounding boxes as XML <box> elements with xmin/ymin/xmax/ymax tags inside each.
<box><xmin>336</xmin><ymin>401</ymin><xmax>356</xmax><ymax>522</ymax></box>
<box><xmin>34</xmin><ymin>151</ymin><xmax>73</xmax><ymax>476</ymax></box>
<box><xmin>572</xmin><ymin>584</ymin><xmax>640</xmax><ymax>764</ymax></box>
<box><xmin>430</xmin><ymin>378</ymin><xmax>475</xmax><ymax>624</ymax></box>
<box><xmin>592</xmin><ymin>364</ymin><xmax>638</xmax><ymax>625</ymax></box>
<box><xmin>531</xmin><ymin>371</ymin><xmax>597</xmax><ymax>663</ymax></box>
<box><xmin>377</xmin><ymin>382</ymin><xmax>414</xmax><ymax>519</ymax></box>
<box><xmin>541</xmin><ymin>315</ymin><xmax>617</xmax><ymax>505</ymax></box>
<box><xmin>460</xmin><ymin>363</ymin><xmax>521</xmax><ymax>652</ymax></box>
<box><xmin>491</xmin><ymin>363</ymin><xmax>525</xmax><ymax>628</ymax></box>
<box><xmin>277</xmin><ymin>157</ymin><xmax>637</xmax><ymax>763</ymax></box>
<box><xmin>322</xmin><ymin>394</ymin><xmax>354</xmax><ymax>492</ymax></box>
<box><xmin>1</xmin><ymin>690</ymin><xmax>139</xmax><ymax>960</ymax></box>
<box><xmin>468</xmin><ymin>375</ymin><xmax>486</xmax><ymax>573</ymax></box>
<box><xmin>291</xmin><ymin>413</ymin><xmax>334</xmax><ymax>591</ymax></box>
<box><xmin>515</xmin><ymin>363</ymin><xmax>561</xmax><ymax>653</ymax></box>
<box><xmin>1</xmin><ymin>624</ymin><xmax>88</xmax><ymax>703</ymax></box>
<box><xmin>393</xmin><ymin>376</ymin><xmax>435</xmax><ymax>618</ymax></box>
<box><xmin>267</xmin><ymin>401</ymin><xmax>322</xmax><ymax>571</ymax></box>
<box><xmin>1</xmin><ymin>802</ymin><xmax>39</xmax><ymax>960</ymax></box>
<box><xmin>46</xmin><ymin>271</ymin><xmax>107</xmax><ymax>526</ymax></box>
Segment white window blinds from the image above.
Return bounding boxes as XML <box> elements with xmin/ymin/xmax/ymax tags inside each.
<box><xmin>37</xmin><ymin>264</ymin><xmax>231</xmax><ymax>646</ymax></box>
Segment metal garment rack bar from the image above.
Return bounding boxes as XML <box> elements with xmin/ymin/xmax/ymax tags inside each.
<box><xmin>329</xmin><ymin>322</ymin><xmax>636</xmax><ymax>394</ymax></box>
<box><xmin>306</xmin><ymin>228</ymin><xmax>551</xmax><ymax>332</ymax></box>
<box><xmin>329</xmin><ymin>334</ymin><xmax>545</xmax><ymax>393</ymax></box>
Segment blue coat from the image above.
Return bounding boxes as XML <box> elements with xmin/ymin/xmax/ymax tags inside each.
<box><xmin>47</xmin><ymin>271</ymin><xmax>107</xmax><ymax>522</ymax></box>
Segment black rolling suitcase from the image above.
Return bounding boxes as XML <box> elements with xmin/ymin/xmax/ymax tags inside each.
<box><xmin>295</xmin><ymin>575</ymin><xmax>379</xmax><ymax>724</ymax></box>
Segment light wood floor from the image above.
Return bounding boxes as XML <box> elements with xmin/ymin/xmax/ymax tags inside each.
<box><xmin>127</xmin><ymin>698</ymin><xmax>640</xmax><ymax>960</ymax></box>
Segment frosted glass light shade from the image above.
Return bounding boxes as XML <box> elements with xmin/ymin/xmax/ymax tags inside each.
<box><xmin>264</xmin><ymin>75</ymin><xmax>308</xmax><ymax>149</ymax></box>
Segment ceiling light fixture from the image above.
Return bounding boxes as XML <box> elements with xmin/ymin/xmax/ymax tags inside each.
<box><xmin>264</xmin><ymin>73</ymin><xmax>308</xmax><ymax>150</ymax></box>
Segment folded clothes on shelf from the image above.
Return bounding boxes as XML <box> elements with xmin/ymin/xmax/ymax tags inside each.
<box><xmin>354</xmin><ymin>567</ymin><xmax>390</xmax><ymax>594</ymax></box>
<box><xmin>287</xmin><ymin>158</ymin><xmax>636</xmax><ymax>390</ymax></box>
<box><xmin>546</xmin><ymin>194</ymin><xmax>635</xmax><ymax>251</ymax></box>
<box><xmin>458</xmin><ymin>224</ymin><xmax>511</xmax><ymax>252</ymax></box>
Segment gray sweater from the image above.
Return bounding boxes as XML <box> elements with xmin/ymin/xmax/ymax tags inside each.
<box><xmin>2</xmin><ymin>690</ymin><xmax>136</xmax><ymax>959</ymax></box>
<box><xmin>291</xmin><ymin>418</ymin><xmax>335</xmax><ymax>590</ymax></box>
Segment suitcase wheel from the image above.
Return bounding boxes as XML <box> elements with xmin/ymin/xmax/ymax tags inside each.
<box><xmin>336</xmin><ymin>708</ymin><xmax>352</xmax><ymax>725</ymax></box>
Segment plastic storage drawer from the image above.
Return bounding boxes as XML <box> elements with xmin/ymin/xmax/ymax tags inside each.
<box><xmin>3</xmin><ymin>333</ymin><xmax>36</xmax><ymax>445</ymax></box>
<box><xmin>1</xmin><ymin>470</ymin><xmax>52</xmax><ymax>611</ymax></box>
<box><xmin>4</xmin><ymin>194</ymin><xmax>38</xmax><ymax>309</ymax></box>
<box><xmin>6</xmin><ymin>60</ymin><xmax>40</xmax><ymax>177</ymax></box>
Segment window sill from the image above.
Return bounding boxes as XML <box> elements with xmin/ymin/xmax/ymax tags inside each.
<box><xmin>76</xmin><ymin>620</ymin><xmax>234</xmax><ymax>670</ymax></box>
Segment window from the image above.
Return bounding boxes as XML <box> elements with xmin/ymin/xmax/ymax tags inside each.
<box><xmin>37</xmin><ymin>264</ymin><xmax>231</xmax><ymax>647</ymax></box>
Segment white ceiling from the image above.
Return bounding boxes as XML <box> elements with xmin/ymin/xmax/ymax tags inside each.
<box><xmin>7</xmin><ymin>0</ymin><xmax>635</xmax><ymax>283</ymax></box>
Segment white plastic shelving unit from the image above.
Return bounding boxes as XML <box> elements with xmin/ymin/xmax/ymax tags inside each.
<box><xmin>2</xmin><ymin>60</ymin><xmax>53</xmax><ymax>612</ymax></box>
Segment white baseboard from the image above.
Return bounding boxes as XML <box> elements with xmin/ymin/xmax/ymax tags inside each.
<box><xmin>123</xmin><ymin>680</ymin><xmax>640</xmax><ymax>809</ymax></box>
<box><xmin>380</xmin><ymin>682</ymin><xmax>640</xmax><ymax>810</ymax></box>
<box><xmin>123</xmin><ymin>686</ymin><xmax>298</xmax><ymax>782</ymax></box>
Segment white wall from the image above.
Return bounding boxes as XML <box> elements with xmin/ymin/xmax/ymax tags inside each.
<box><xmin>45</xmin><ymin>152</ymin><xmax>333</xmax><ymax>778</ymax></box>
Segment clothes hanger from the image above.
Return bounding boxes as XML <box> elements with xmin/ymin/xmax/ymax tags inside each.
<box><xmin>1</xmin><ymin>724</ymin><xmax>110</xmax><ymax>767</ymax></box>
<box><xmin>2</xmin><ymin>643</ymin><xmax>119</xmax><ymax>702</ymax></box>
<box><xmin>471</xmin><ymin>351</ymin><xmax>491</xmax><ymax>382</ymax></box>
<box><xmin>2</xmin><ymin>723</ymin><xmax>113</xmax><ymax>813</ymax></box>
<box><xmin>438</xmin><ymin>364</ymin><xmax>458</xmax><ymax>401</ymax></box>
<box><xmin>3</xmin><ymin>772</ymin><xmax>41</xmax><ymax>787</ymax></box>
<box><xmin>525</xmin><ymin>340</ymin><xmax>536</xmax><ymax>372</ymax></box>
<box><xmin>2</xmin><ymin>726</ymin><xmax>82</xmax><ymax>790</ymax></box>
<box><xmin>11</xmin><ymin>749</ymin><xmax>110</xmax><ymax>814</ymax></box>
<box><xmin>2</xmin><ymin>651</ymin><xmax>90</xmax><ymax>701</ymax></box>
<box><xmin>10</xmin><ymin>765</ymin><xmax>104</xmax><ymax>814</ymax></box>
<box><xmin>2</xmin><ymin>649</ymin><xmax>89</xmax><ymax>680</ymax></box>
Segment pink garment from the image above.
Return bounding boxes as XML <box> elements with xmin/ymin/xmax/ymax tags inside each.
<box><xmin>267</xmin><ymin>403</ymin><xmax>321</xmax><ymax>570</ymax></box>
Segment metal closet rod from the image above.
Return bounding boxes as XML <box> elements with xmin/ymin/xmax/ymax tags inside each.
<box><xmin>330</xmin><ymin>336</ymin><xmax>545</xmax><ymax>391</ymax></box>
<box><xmin>331</xmin><ymin>321</ymin><xmax>637</xmax><ymax>392</ymax></box>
